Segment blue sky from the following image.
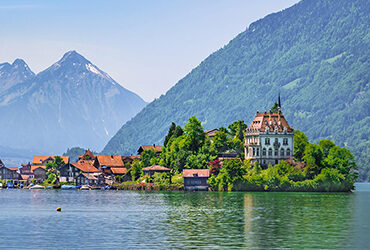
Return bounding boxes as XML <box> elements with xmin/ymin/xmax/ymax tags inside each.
<box><xmin>0</xmin><ymin>0</ymin><xmax>299</xmax><ymax>101</ymax></box>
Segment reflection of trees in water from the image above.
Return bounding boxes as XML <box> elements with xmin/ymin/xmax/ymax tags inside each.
<box><xmin>162</xmin><ymin>192</ymin><xmax>247</xmax><ymax>248</ymax></box>
<box><xmin>162</xmin><ymin>192</ymin><xmax>354</xmax><ymax>249</ymax></box>
<box><xmin>243</xmin><ymin>192</ymin><xmax>354</xmax><ymax>249</ymax></box>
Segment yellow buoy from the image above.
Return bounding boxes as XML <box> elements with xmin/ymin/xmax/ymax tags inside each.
<box><xmin>56</xmin><ymin>207</ymin><xmax>61</xmax><ymax>212</ymax></box>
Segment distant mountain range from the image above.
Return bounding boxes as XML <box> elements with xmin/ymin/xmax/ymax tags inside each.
<box><xmin>102</xmin><ymin>0</ymin><xmax>370</xmax><ymax>180</ymax></box>
<box><xmin>0</xmin><ymin>51</ymin><xmax>147</xmax><ymax>155</ymax></box>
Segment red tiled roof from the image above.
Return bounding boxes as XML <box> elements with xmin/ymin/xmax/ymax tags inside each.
<box><xmin>183</xmin><ymin>169</ymin><xmax>210</xmax><ymax>178</ymax></box>
<box><xmin>122</xmin><ymin>156</ymin><xmax>140</xmax><ymax>161</ymax></box>
<box><xmin>32</xmin><ymin>156</ymin><xmax>70</xmax><ymax>165</ymax></box>
<box><xmin>142</xmin><ymin>165</ymin><xmax>170</xmax><ymax>171</ymax></box>
<box><xmin>21</xmin><ymin>175</ymin><xmax>31</xmax><ymax>180</ymax></box>
<box><xmin>71</xmin><ymin>162</ymin><xmax>100</xmax><ymax>173</ymax></box>
<box><xmin>247</xmin><ymin>111</ymin><xmax>293</xmax><ymax>133</ymax></box>
<box><xmin>78</xmin><ymin>149</ymin><xmax>95</xmax><ymax>160</ymax></box>
<box><xmin>96</xmin><ymin>155</ymin><xmax>124</xmax><ymax>167</ymax></box>
<box><xmin>81</xmin><ymin>173</ymin><xmax>99</xmax><ymax>180</ymax></box>
<box><xmin>111</xmin><ymin>168</ymin><xmax>127</xmax><ymax>174</ymax></box>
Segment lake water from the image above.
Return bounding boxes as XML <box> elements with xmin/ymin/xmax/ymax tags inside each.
<box><xmin>0</xmin><ymin>183</ymin><xmax>369</xmax><ymax>249</ymax></box>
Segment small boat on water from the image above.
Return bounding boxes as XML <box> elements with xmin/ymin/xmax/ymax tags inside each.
<box><xmin>61</xmin><ymin>185</ymin><xmax>77</xmax><ymax>190</ymax></box>
<box><xmin>80</xmin><ymin>185</ymin><xmax>90</xmax><ymax>190</ymax></box>
<box><xmin>45</xmin><ymin>186</ymin><xmax>53</xmax><ymax>189</ymax></box>
<box><xmin>30</xmin><ymin>184</ymin><xmax>45</xmax><ymax>189</ymax></box>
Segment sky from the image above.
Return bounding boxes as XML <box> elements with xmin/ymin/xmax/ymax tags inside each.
<box><xmin>0</xmin><ymin>0</ymin><xmax>300</xmax><ymax>102</ymax></box>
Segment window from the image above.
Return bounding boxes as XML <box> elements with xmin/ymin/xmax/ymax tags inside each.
<box><xmin>274</xmin><ymin>150</ymin><xmax>278</xmax><ymax>156</ymax></box>
<box><xmin>268</xmin><ymin>148</ymin><xmax>272</xmax><ymax>156</ymax></box>
<box><xmin>283</xmin><ymin>138</ymin><xmax>288</xmax><ymax>145</ymax></box>
<box><xmin>287</xmin><ymin>148</ymin><xmax>291</xmax><ymax>156</ymax></box>
<box><xmin>257</xmin><ymin>148</ymin><xmax>259</xmax><ymax>156</ymax></box>
<box><xmin>275</xmin><ymin>138</ymin><xmax>279</xmax><ymax>143</ymax></box>
<box><xmin>281</xmin><ymin>148</ymin><xmax>285</xmax><ymax>156</ymax></box>
<box><xmin>262</xmin><ymin>148</ymin><xmax>266</xmax><ymax>156</ymax></box>
<box><xmin>253</xmin><ymin>148</ymin><xmax>255</xmax><ymax>156</ymax></box>
<box><xmin>265</xmin><ymin>138</ymin><xmax>270</xmax><ymax>145</ymax></box>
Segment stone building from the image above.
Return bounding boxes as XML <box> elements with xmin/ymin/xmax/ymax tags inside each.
<box><xmin>244</xmin><ymin>99</ymin><xmax>294</xmax><ymax>167</ymax></box>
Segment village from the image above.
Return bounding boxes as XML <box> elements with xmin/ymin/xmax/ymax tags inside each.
<box><xmin>0</xmin><ymin>102</ymin><xmax>304</xmax><ymax>192</ymax></box>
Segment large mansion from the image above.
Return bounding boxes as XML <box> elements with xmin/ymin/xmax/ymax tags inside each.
<box><xmin>244</xmin><ymin>102</ymin><xmax>294</xmax><ymax>166</ymax></box>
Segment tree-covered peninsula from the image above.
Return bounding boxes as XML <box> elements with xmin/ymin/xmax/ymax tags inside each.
<box><xmin>119</xmin><ymin>116</ymin><xmax>357</xmax><ymax>192</ymax></box>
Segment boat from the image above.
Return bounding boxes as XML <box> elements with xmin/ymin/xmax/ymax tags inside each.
<box><xmin>30</xmin><ymin>184</ymin><xmax>45</xmax><ymax>189</ymax></box>
<box><xmin>80</xmin><ymin>185</ymin><xmax>90</xmax><ymax>190</ymax></box>
<box><xmin>61</xmin><ymin>185</ymin><xmax>77</xmax><ymax>190</ymax></box>
<box><xmin>45</xmin><ymin>186</ymin><xmax>53</xmax><ymax>189</ymax></box>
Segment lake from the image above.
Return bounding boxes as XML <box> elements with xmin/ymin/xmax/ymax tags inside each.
<box><xmin>0</xmin><ymin>183</ymin><xmax>369</xmax><ymax>249</ymax></box>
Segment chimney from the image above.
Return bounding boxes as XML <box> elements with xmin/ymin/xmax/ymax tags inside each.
<box><xmin>153</xmin><ymin>144</ymin><xmax>156</xmax><ymax>148</ymax></box>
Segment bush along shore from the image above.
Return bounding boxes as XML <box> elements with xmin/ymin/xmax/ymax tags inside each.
<box><xmin>114</xmin><ymin>116</ymin><xmax>357</xmax><ymax>192</ymax></box>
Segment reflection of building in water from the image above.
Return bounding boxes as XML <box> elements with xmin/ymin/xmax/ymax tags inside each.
<box><xmin>243</xmin><ymin>193</ymin><xmax>254</xmax><ymax>239</ymax></box>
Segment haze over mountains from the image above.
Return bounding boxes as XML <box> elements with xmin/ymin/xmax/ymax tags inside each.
<box><xmin>103</xmin><ymin>0</ymin><xmax>369</xmax><ymax>180</ymax></box>
<box><xmin>0</xmin><ymin>51</ymin><xmax>147</xmax><ymax>155</ymax></box>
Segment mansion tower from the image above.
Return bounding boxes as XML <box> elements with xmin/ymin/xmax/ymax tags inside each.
<box><xmin>244</xmin><ymin>98</ymin><xmax>294</xmax><ymax>166</ymax></box>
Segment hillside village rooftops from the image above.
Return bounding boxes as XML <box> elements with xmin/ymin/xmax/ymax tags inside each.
<box><xmin>32</xmin><ymin>156</ymin><xmax>70</xmax><ymax>165</ymax></box>
<box><xmin>247</xmin><ymin>111</ymin><xmax>293</xmax><ymax>133</ymax></box>
<box><xmin>71</xmin><ymin>162</ymin><xmax>100</xmax><ymax>173</ymax></box>
<box><xmin>96</xmin><ymin>155</ymin><xmax>124</xmax><ymax>167</ymax></box>
<box><xmin>183</xmin><ymin>169</ymin><xmax>210</xmax><ymax>178</ymax></box>
<box><xmin>78</xmin><ymin>149</ymin><xmax>95</xmax><ymax>160</ymax></box>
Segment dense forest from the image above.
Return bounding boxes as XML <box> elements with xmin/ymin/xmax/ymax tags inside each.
<box><xmin>103</xmin><ymin>0</ymin><xmax>369</xmax><ymax>181</ymax></box>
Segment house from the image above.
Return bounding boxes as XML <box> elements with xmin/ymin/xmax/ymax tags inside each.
<box><xmin>75</xmin><ymin>173</ymin><xmax>105</xmax><ymax>187</ymax></box>
<box><xmin>59</xmin><ymin>161</ymin><xmax>100</xmax><ymax>183</ymax></box>
<box><xmin>218</xmin><ymin>152</ymin><xmax>238</xmax><ymax>161</ymax></box>
<box><xmin>31</xmin><ymin>166</ymin><xmax>47</xmax><ymax>182</ymax></box>
<box><xmin>142</xmin><ymin>165</ymin><xmax>170</xmax><ymax>176</ymax></box>
<box><xmin>32</xmin><ymin>156</ymin><xmax>70</xmax><ymax>165</ymax></box>
<box><xmin>0</xmin><ymin>165</ymin><xmax>20</xmax><ymax>183</ymax></box>
<box><xmin>78</xmin><ymin>149</ymin><xmax>96</xmax><ymax>163</ymax></box>
<box><xmin>20</xmin><ymin>163</ymin><xmax>32</xmax><ymax>175</ymax></box>
<box><xmin>183</xmin><ymin>169</ymin><xmax>210</xmax><ymax>191</ymax></box>
<box><xmin>94</xmin><ymin>155</ymin><xmax>124</xmax><ymax>171</ymax></box>
<box><xmin>244</xmin><ymin>97</ymin><xmax>294</xmax><ymax>167</ymax></box>
<box><xmin>137</xmin><ymin>145</ymin><xmax>163</xmax><ymax>156</ymax></box>
<box><xmin>205</xmin><ymin>129</ymin><xmax>219</xmax><ymax>141</ymax></box>
<box><xmin>122</xmin><ymin>156</ymin><xmax>140</xmax><ymax>167</ymax></box>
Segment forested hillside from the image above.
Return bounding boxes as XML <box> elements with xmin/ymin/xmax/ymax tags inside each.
<box><xmin>103</xmin><ymin>0</ymin><xmax>370</xmax><ymax>181</ymax></box>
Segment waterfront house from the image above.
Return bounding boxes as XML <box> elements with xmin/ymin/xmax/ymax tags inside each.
<box><xmin>137</xmin><ymin>145</ymin><xmax>163</xmax><ymax>157</ymax></box>
<box><xmin>142</xmin><ymin>165</ymin><xmax>170</xmax><ymax>176</ymax></box>
<box><xmin>183</xmin><ymin>169</ymin><xmax>210</xmax><ymax>191</ymax></box>
<box><xmin>31</xmin><ymin>166</ymin><xmax>47</xmax><ymax>182</ymax></box>
<box><xmin>244</xmin><ymin>97</ymin><xmax>294</xmax><ymax>167</ymax></box>
<box><xmin>60</xmin><ymin>161</ymin><xmax>100</xmax><ymax>183</ymax></box>
<box><xmin>0</xmin><ymin>166</ymin><xmax>20</xmax><ymax>183</ymax></box>
<box><xmin>75</xmin><ymin>173</ymin><xmax>105</xmax><ymax>187</ymax></box>
<box><xmin>20</xmin><ymin>163</ymin><xmax>32</xmax><ymax>175</ymax></box>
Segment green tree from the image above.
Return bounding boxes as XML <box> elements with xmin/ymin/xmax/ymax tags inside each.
<box><xmin>212</xmin><ymin>127</ymin><xmax>230</xmax><ymax>152</ymax></box>
<box><xmin>318</xmin><ymin>139</ymin><xmax>336</xmax><ymax>158</ymax></box>
<box><xmin>270</xmin><ymin>102</ymin><xmax>279</xmax><ymax>113</ymax></box>
<box><xmin>294</xmin><ymin>130</ymin><xmax>309</xmax><ymax>161</ymax></box>
<box><xmin>303</xmin><ymin>143</ymin><xmax>324</xmax><ymax>178</ymax></box>
<box><xmin>141</xmin><ymin>149</ymin><xmax>157</xmax><ymax>167</ymax></box>
<box><xmin>184</xmin><ymin>116</ymin><xmax>205</xmax><ymax>153</ymax></box>
<box><xmin>324</xmin><ymin>146</ymin><xmax>357</xmax><ymax>176</ymax></box>
<box><xmin>130</xmin><ymin>159</ymin><xmax>143</xmax><ymax>181</ymax></box>
<box><xmin>164</xmin><ymin>122</ymin><xmax>176</xmax><ymax>147</ymax></box>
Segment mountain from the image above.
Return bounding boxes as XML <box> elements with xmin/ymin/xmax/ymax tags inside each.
<box><xmin>0</xmin><ymin>59</ymin><xmax>35</xmax><ymax>93</ymax></box>
<box><xmin>103</xmin><ymin>0</ymin><xmax>370</xmax><ymax>180</ymax></box>
<box><xmin>0</xmin><ymin>51</ymin><xmax>147</xmax><ymax>154</ymax></box>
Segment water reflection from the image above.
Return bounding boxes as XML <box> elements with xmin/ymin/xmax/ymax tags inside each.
<box><xmin>163</xmin><ymin>192</ymin><xmax>355</xmax><ymax>249</ymax></box>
